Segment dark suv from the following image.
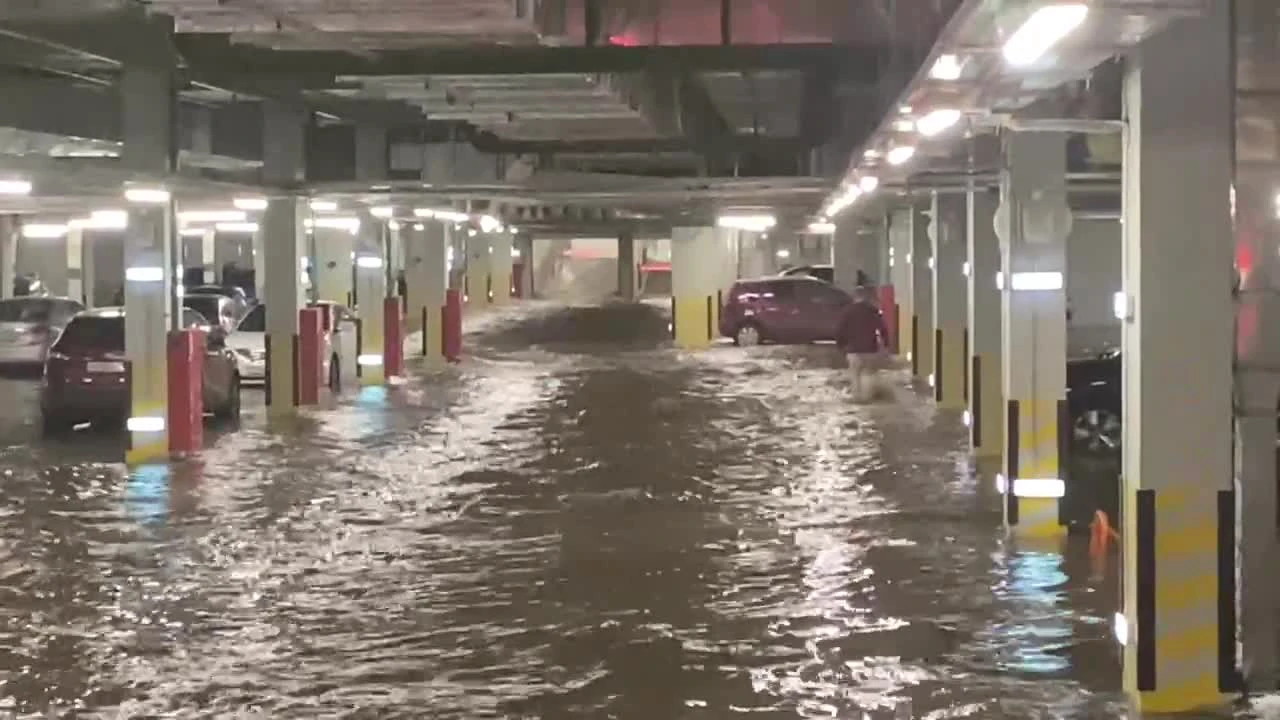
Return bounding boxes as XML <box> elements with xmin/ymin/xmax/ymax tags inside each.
<box><xmin>40</xmin><ymin>307</ymin><xmax>241</xmax><ymax>434</ymax></box>
<box><xmin>720</xmin><ymin>276</ymin><xmax>851</xmax><ymax>346</ymax></box>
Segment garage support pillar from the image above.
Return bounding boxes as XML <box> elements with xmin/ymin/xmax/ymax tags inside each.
<box><xmin>0</xmin><ymin>217</ymin><xmax>15</xmax><ymax>299</ymax></box>
<box><xmin>354</xmin><ymin>211</ymin><xmax>388</xmax><ymax>384</ymax></box>
<box><xmin>405</xmin><ymin>220</ymin><xmax>449</xmax><ymax>364</ymax></box>
<box><xmin>967</xmin><ymin>161</ymin><xmax>1003</xmax><ymax>463</ymax></box>
<box><xmin>1119</xmin><ymin>4</ymin><xmax>1239</xmax><ymax>711</ymax></box>
<box><xmin>121</xmin><ymin>61</ymin><xmax>177</xmax><ymax>464</ymax></box>
<box><xmin>931</xmin><ymin>191</ymin><xmax>967</xmax><ymax>409</ymax></box>
<box><xmin>910</xmin><ymin>205</ymin><xmax>934</xmax><ymax>384</ymax></box>
<box><xmin>671</xmin><ymin>226</ymin><xmax>719</xmax><ymax>349</ymax></box>
<box><xmin>65</xmin><ymin>227</ymin><xmax>85</xmax><ymax>305</ymax></box>
<box><xmin>464</xmin><ymin>230</ymin><xmax>491</xmax><ymax>307</ymax></box>
<box><xmin>617</xmin><ymin>231</ymin><xmax>636</xmax><ymax>300</ymax></box>
<box><xmin>490</xmin><ymin>230</ymin><xmax>514</xmax><ymax>305</ymax></box>
<box><xmin>888</xmin><ymin>209</ymin><xmax>912</xmax><ymax>361</ymax></box>
<box><xmin>261</xmin><ymin>102</ymin><xmax>307</xmax><ymax>415</ymax></box>
<box><xmin>995</xmin><ymin>131</ymin><xmax>1069</xmax><ymax>540</ymax></box>
<box><xmin>311</xmin><ymin>226</ymin><xmax>354</xmax><ymax>306</ymax></box>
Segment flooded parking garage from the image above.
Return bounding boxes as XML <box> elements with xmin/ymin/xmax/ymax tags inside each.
<box><xmin>0</xmin><ymin>301</ymin><xmax>1164</xmax><ymax>718</ymax></box>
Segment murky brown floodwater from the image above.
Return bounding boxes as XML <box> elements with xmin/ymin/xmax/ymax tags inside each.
<box><xmin>0</xmin><ymin>300</ymin><xmax>1236</xmax><ymax>718</ymax></box>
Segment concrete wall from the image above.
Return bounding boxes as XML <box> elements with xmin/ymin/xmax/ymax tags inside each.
<box><xmin>1067</xmin><ymin>217</ymin><xmax>1121</xmax><ymax>355</ymax></box>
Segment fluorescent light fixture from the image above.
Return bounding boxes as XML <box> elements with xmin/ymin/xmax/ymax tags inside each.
<box><xmin>180</xmin><ymin>210</ymin><xmax>247</xmax><ymax>223</ymax></box>
<box><xmin>1113</xmin><ymin>612</ymin><xmax>1128</xmax><ymax>647</ymax></box>
<box><xmin>467</xmin><ymin>228</ymin><xmax>477</xmax><ymax>237</ymax></box>
<box><xmin>906</xmin><ymin>351</ymin><xmax>912</xmax><ymax>363</ymax></box>
<box><xmin>412</xmin><ymin>208</ymin><xmax>435</xmax><ymax>218</ymax></box>
<box><xmin>808</xmin><ymin>221</ymin><xmax>836</xmax><ymax>234</ymax></box>
<box><xmin>927</xmin><ymin>373</ymin><xmax>935</xmax><ymax>388</ymax></box>
<box><xmin>776</xmin><ymin>249</ymin><xmax>791</xmax><ymax>260</ymax></box>
<box><xmin>370</xmin><ymin>206</ymin><xmax>394</xmax><ymax>219</ymax></box>
<box><xmin>357</xmin><ymin>354</ymin><xmax>384</xmax><ymax>367</ymax></box>
<box><xmin>1003</xmin><ymin>3</ymin><xmax>1089</xmax><ymax>68</ymax></box>
<box><xmin>962</xmin><ymin>261</ymin><xmax>971</xmax><ymax>277</ymax></box>
<box><xmin>310</xmin><ymin>216</ymin><xmax>360</xmax><ymax>233</ymax></box>
<box><xmin>215</xmin><ymin>222</ymin><xmax>259</xmax><ymax>234</ymax></box>
<box><xmin>1113</xmin><ymin>291</ymin><xmax>1130</xmax><ymax>320</ymax></box>
<box><xmin>388</xmin><ymin>220</ymin><xmax>401</xmax><ymax>231</ymax></box>
<box><xmin>996</xmin><ymin>473</ymin><xmax>1006</xmax><ymax>493</ymax></box>
<box><xmin>233</xmin><ymin>196</ymin><xmax>269</xmax><ymax>211</ymax></box>
<box><xmin>962</xmin><ymin>410</ymin><xmax>972</xmax><ymax>427</ymax></box>
<box><xmin>71</xmin><ymin>209</ymin><xmax>128</xmax><ymax>230</ymax></box>
<box><xmin>509</xmin><ymin>226</ymin><xmax>519</xmax><ymax>234</ymax></box>
<box><xmin>929</xmin><ymin>53</ymin><xmax>965</xmax><ymax>81</ymax></box>
<box><xmin>0</xmin><ymin>179</ymin><xmax>32</xmax><ymax>195</ymax></box>
<box><xmin>124</xmin><ymin>187</ymin><xmax>170</xmax><ymax>204</ymax></box>
<box><xmin>899</xmin><ymin>105</ymin><xmax>913</xmax><ymax>114</ymax></box>
<box><xmin>355</xmin><ymin>255</ymin><xmax>384</xmax><ymax>269</ymax></box>
<box><xmin>886</xmin><ymin>146</ymin><xmax>916</xmax><ymax>166</ymax></box>
<box><xmin>21</xmin><ymin>223</ymin><xmax>68</xmax><ymax>239</ymax></box>
<box><xmin>906</xmin><ymin>253</ymin><xmax>912</xmax><ymax>264</ymax></box>
<box><xmin>478</xmin><ymin>214</ymin><xmax>503</xmax><ymax>233</ymax></box>
<box><xmin>1013</xmin><ymin>477</ymin><xmax>1065</xmax><ymax>498</ymax></box>
<box><xmin>179</xmin><ymin>228</ymin><xmax>206</xmax><ymax>237</ymax></box>
<box><xmin>915</xmin><ymin>109</ymin><xmax>962</xmax><ymax>137</ymax></box>
<box><xmin>309</xmin><ymin>199</ymin><xmax>338</xmax><ymax>212</ymax></box>
<box><xmin>927</xmin><ymin>257</ymin><xmax>935</xmax><ymax>270</ymax></box>
<box><xmin>1009</xmin><ymin>271</ymin><xmax>1064</xmax><ymax>291</ymax></box>
<box><xmin>126</xmin><ymin>416</ymin><xmax>166</xmax><ymax>433</ymax></box>
<box><xmin>996</xmin><ymin>271</ymin><xmax>1004</xmax><ymax>290</ymax></box>
<box><xmin>717</xmin><ymin>213</ymin><xmax>777</xmax><ymax>232</ymax></box>
<box><xmin>414</xmin><ymin>223</ymin><xmax>425</xmax><ymax>231</ymax></box>
<box><xmin>125</xmin><ymin>266</ymin><xmax>165</xmax><ymax>282</ymax></box>
<box><xmin>864</xmin><ymin>149</ymin><xmax>881</xmax><ymax>159</ymax></box>
<box><xmin>858</xmin><ymin>176</ymin><xmax>880</xmax><ymax>193</ymax></box>
<box><xmin>892</xmin><ymin>119</ymin><xmax>916</xmax><ymax>132</ymax></box>
<box><xmin>513</xmin><ymin>248</ymin><xmax>522</xmax><ymax>259</ymax></box>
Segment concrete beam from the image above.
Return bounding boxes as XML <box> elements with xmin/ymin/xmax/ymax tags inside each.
<box><xmin>173</xmin><ymin>36</ymin><xmax>882</xmax><ymax>82</ymax></box>
<box><xmin>466</xmin><ymin>131</ymin><xmax>813</xmax><ymax>156</ymax></box>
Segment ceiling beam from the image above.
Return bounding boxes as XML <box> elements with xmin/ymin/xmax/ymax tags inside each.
<box><xmin>465</xmin><ymin>132</ymin><xmax>812</xmax><ymax>156</ymax></box>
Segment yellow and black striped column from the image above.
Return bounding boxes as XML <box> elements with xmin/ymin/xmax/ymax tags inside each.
<box><xmin>931</xmin><ymin>191</ymin><xmax>967</xmax><ymax>409</ymax></box>
<box><xmin>1002</xmin><ymin>398</ymin><xmax>1067</xmax><ymax>538</ymax></box>
<box><xmin>909</xmin><ymin>206</ymin><xmax>934</xmax><ymax>384</ymax></box>
<box><xmin>671</xmin><ymin>226</ymin><xmax>721</xmax><ymax>349</ymax></box>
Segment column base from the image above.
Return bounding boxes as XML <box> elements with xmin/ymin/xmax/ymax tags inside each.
<box><xmin>126</xmin><ymin>439</ymin><xmax>169</xmax><ymax>465</ymax></box>
<box><xmin>1003</xmin><ymin>397</ymin><xmax>1068</xmax><ymax>539</ymax></box>
<box><xmin>416</xmin><ymin>303</ymin><xmax>446</xmax><ymax>364</ymax></box>
<box><xmin>969</xmin><ymin>353</ymin><xmax>1003</xmax><ymax>457</ymax></box>
<box><xmin>265</xmin><ymin>332</ymin><xmax>299</xmax><ymax>414</ymax></box>
<box><xmin>672</xmin><ymin>294</ymin><xmax>716</xmax><ymax>349</ymax></box>
<box><xmin>934</xmin><ymin>326</ymin><xmax>967</xmax><ymax>408</ymax></box>
<box><xmin>491</xmin><ymin>271</ymin><xmax>512</xmax><ymax>305</ymax></box>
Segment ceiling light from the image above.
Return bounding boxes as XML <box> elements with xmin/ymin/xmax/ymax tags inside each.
<box><xmin>808</xmin><ymin>221</ymin><xmax>836</xmax><ymax>234</ymax></box>
<box><xmin>1003</xmin><ymin>3</ymin><xmax>1089</xmax><ymax>68</ymax></box>
<box><xmin>929</xmin><ymin>54</ymin><xmax>965</xmax><ymax>81</ymax></box>
<box><xmin>179</xmin><ymin>210</ymin><xmax>247</xmax><ymax>223</ymax></box>
<box><xmin>21</xmin><ymin>223</ymin><xmax>68</xmax><ymax>239</ymax></box>
<box><xmin>233</xmin><ymin>197</ymin><xmax>268</xmax><ymax>211</ymax></box>
<box><xmin>0</xmin><ymin>179</ymin><xmax>32</xmax><ymax>195</ymax></box>
<box><xmin>899</xmin><ymin>105</ymin><xmax>913</xmax><ymax>114</ymax></box>
<box><xmin>388</xmin><ymin>220</ymin><xmax>401</xmax><ymax>230</ymax></box>
<box><xmin>716</xmin><ymin>213</ymin><xmax>776</xmax><ymax>232</ymax></box>
<box><xmin>70</xmin><ymin>209</ymin><xmax>128</xmax><ymax>230</ymax></box>
<box><xmin>124</xmin><ymin>187</ymin><xmax>170</xmax><ymax>204</ymax></box>
<box><xmin>892</xmin><ymin>119</ymin><xmax>915</xmax><ymax>133</ymax></box>
<box><xmin>309</xmin><ymin>199</ymin><xmax>338</xmax><ymax>212</ymax></box>
<box><xmin>887</xmin><ymin>146</ymin><xmax>916</xmax><ymax>166</ymax></box>
<box><xmin>859</xmin><ymin>176</ymin><xmax>880</xmax><ymax>193</ymax></box>
<box><xmin>370</xmin><ymin>206</ymin><xmax>394</xmax><ymax>219</ymax></box>
<box><xmin>414</xmin><ymin>223</ymin><xmax>425</xmax><ymax>231</ymax></box>
<box><xmin>310</xmin><ymin>216</ymin><xmax>360</xmax><ymax>233</ymax></box>
<box><xmin>509</xmin><ymin>225</ymin><xmax>519</xmax><ymax>234</ymax></box>
<box><xmin>916</xmin><ymin>109</ymin><xmax>962</xmax><ymax>137</ymax></box>
<box><xmin>179</xmin><ymin>228</ymin><xmax>207</xmax><ymax>237</ymax></box>
<box><xmin>864</xmin><ymin>149</ymin><xmax>881</xmax><ymax>159</ymax></box>
<box><xmin>412</xmin><ymin>208</ymin><xmax>435</xmax><ymax>218</ymax></box>
<box><xmin>215</xmin><ymin>222</ymin><xmax>259</xmax><ymax>233</ymax></box>
<box><xmin>478</xmin><ymin>214</ymin><xmax>503</xmax><ymax>233</ymax></box>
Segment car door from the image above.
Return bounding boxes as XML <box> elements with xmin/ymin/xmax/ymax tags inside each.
<box><xmin>793</xmin><ymin>281</ymin><xmax>850</xmax><ymax>342</ymax></box>
<box><xmin>752</xmin><ymin>281</ymin><xmax>801</xmax><ymax>341</ymax></box>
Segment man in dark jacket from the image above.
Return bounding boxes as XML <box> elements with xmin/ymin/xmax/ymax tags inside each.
<box><xmin>836</xmin><ymin>286</ymin><xmax>890</xmax><ymax>400</ymax></box>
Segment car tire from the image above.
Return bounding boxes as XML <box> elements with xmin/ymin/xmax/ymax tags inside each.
<box><xmin>41</xmin><ymin>412</ymin><xmax>69</xmax><ymax>437</ymax></box>
<box><xmin>734</xmin><ymin>322</ymin><xmax>763</xmax><ymax>347</ymax></box>
<box><xmin>216</xmin><ymin>374</ymin><xmax>241</xmax><ymax>422</ymax></box>
<box><xmin>328</xmin><ymin>355</ymin><xmax>342</xmax><ymax>392</ymax></box>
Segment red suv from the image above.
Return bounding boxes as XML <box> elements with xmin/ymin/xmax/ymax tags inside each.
<box><xmin>40</xmin><ymin>307</ymin><xmax>242</xmax><ymax>434</ymax></box>
<box><xmin>720</xmin><ymin>276</ymin><xmax>852</xmax><ymax>346</ymax></box>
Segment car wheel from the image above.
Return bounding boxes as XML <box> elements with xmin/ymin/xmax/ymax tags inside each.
<box><xmin>1073</xmin><ymin>408</ymin><xmax>1121</xmax><ymax>454</ymax></box>
<box><xmin>328</xmin><ymin>355</ymin><xmax>342</xmax><ymax>392</ymax></box>
<box><xmin>216</xmin><ymin>374</ymin><xmax>241</xmax><ymax>422</ymax></box>
<box><xmin>734</xmin><ymin>322</ymin><xmax>763</xmax><ymax>347</ymax></box>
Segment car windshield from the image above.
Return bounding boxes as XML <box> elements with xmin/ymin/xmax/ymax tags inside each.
<box><xmin>55</xmin><ymin>316</ymin><xmax>124</xmax><ymax>352</ymax></box>
<box><xmin>183</xmin><ymin>295</ymin><xmax>222</xmax><ymax>322</ymax></box>
<box><xmin>238</xmin><ymin>305</ymin><xmax>265</xmax><ymax>332</ymax></box>
<box><xmin>0</xmin><ymin>299</ymin><xmax>51</xmax><ymax>323</ymax></box>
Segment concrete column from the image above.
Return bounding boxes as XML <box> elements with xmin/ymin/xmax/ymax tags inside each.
<box><xmin>888</xmin><ymin>209</ymin><xmax>912</xmax><ymax>360</ymax></box>
<box><xmin>995</xmin><ymin>131</ymin><xmax>1070</xmax><ymax>539</ymax></box>
<box><xmin>81</xmin><ymin>228</ymin><xmax>95</xmax><ymax>307</ymax></box>
<box><xmin>464</xmin><ymin>229</ymin><xmax>491</xmax><ymax>307</ymax></box>
<box><xmin>261</xmin><ymin>101</ymin><xmax>307</xmax><ymax>413</ymax></box>
<box><xmin>671</xmin><ymin>226</ymin><xmax>719</xmax><ymax>349</ymax></box>
<box><xmin>312</xmin><ymin>226</ymin><xmax>354</xmax><ymax>306</ymax></box>
<box><xmin>910</xmin><ymin>205</ymin><xmax>934</xmax><ymax>383</ymax></box>
<box><xmin>66</xmin><ymin>227</ymin><xmax>84</xmax><ymax>303</ymax></box>
<box><xmin>1119</xmin><ymin>4</ymin><xmax>1239</xmax><ymax>710</ymax></box>
<box><xmin>121</xmin><ymin>62</ymin><xmax>177</xmax><ymax>463</ymax></box>
<box><xmin>252</xmin><ymin>227</ymin><xmax>265</xmax><ymax>299</ymax></box>
<box><xmin>617</xmin><ymin>231</ymin><xmax>636</xmax><ymax>300</ymax></box>
<box><xmin>405</xmin><ymin>221</ymin><xmax>448</xmax><ymax>364</ymax></box>
<box><xmin>354</xmin><ymin>212</ymin><xmax>387</xmax><ymax>383</ymax></box>
<box><xmin>490</xmin><ymin>230</ymin><xmax>513</xmax><ymax>305</ymax></box>
<box><xmin>355</xmin><ymin>125</ymin><xmax>389</xmax><ymax>182</ymax></box>
<box><xmin>932</xmin><ymin>192</ymin><xmax>967</xmax><ymax>409</ymax></box>
<box><xmin>968</xmin><ymin>183</ymin><xmax>1003</xmax><ymax>463</ymax></box>
<box><xmin>201</xmin><ymin>229</ymin><xmax>215</xmax><ymax>283</ymax></box>
<box><xmin>0</xmin><ymin>216</ymin><xmax>14</xmax><ymax>299</ymax></box>
<box><xmin>834</xmin><ymin>222</ymin><xmax>882</xmax><ymax>292</ymax></box>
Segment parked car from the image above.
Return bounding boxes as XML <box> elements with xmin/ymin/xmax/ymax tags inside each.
<box><xmin>780</xmin><ymin>264</ymin><xmax>835</xmax><ymax>284</ymax></box>
<box><xmin>40</xmin><ymin>307</ymin><xmax>241</xmax><ymax>434</ymax></box>
<box><xmin>13</xmin><ymin>273</ymin><xmax>48</xmax><ymax>297</ymax></box>
<box><xmin>0</xmin><ymin>297</ymin><xmax>84</xmax><ymax>367</ymax></box>
<box><xmin>720</xmin><ymin>276</ymin><xmax>852</xmax><ymax>346</ymax></box>
<box><xmin>182</xmin><ymin>293</ymin><xmax>240</xmax><ymax>334</ymax></box>
<box><xmin>186</xmin><ymin>284</ymin><xmax>253</xmax><ymax>320</ymax></box>
<box><xmin>227</xmin><ymin>303</ymin><xmax>344</xmax><ymax>390</ymax></box>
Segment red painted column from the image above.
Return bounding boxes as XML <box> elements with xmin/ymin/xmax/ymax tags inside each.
<box><xmin>383</xmin><ymin>297</ymin><xmax>404</xmax><ymax>378</ymax></box>
<box><xmin>298</xmin><ymin>307</ymin><xmax>323</xmax><ymax>405</ymax></box>
<box><xmin>443</xmin><ymin>288</ymin><xmax>463</xmax><ymax>362</ymax></box>
<box><xmin>167</xmin><ymin>328</ymin><xmax>204</xmax><ymax>455</ymax></box>
<box><xmin>877</xmin><ymin>285</ymin><xmax>898</xmax><ymax>354</ymax></box>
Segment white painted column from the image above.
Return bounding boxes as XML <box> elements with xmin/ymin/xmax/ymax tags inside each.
<box><xmin>968</xmin><ymin>181</ymin><xmax>1002</xmax><ymax>463</ymax></box>
<box><xmin>405</xmin><ymin>220</ymin><xmax>449</xmax><ymax>364</ymax></box>
<box><xmin>0</xmin><ymin>216</ymin><xmax>14</xmax><ymax>299</ymax></box>
<box><xmin>833</xmin><ymin>222</ymin><xmax>860</xmax><ymax>293</ymax></box>
<box><xmin>1119</xmin><ymin>4</ymin><xmax>1239</xmax><ymax>710</ymax></box>
<box><xmin>490</xmin><ymin>229</ymin><xmax>514</xmax><ymax>305</ymax></box>
<box><xmin>252</xmin><ymin>226</ymin><xmax>266</xmax><ymax>299</ymax></box>
<box><xmin>312</xmin><ymin>226</ymin><xmax>354</xmax><ymax>306</ymax></box>
<box><xmin>65</xmin><ymin>227</ymin><xmax>84</xmax><ymax>303</ymax></box>
<box><xmin>931</xmin><ymin>191</ymin><xmax>967</xmax><ymax>408</ymax></box>
<box><xmin>910</xmin><ymin>205</ymin><xmax>934</xmax><ymax>383</ymax></box>
<box><xmin>464</xmin><ymin>229</ymin><xmax>491</xmax><ymax>307</ymax></box>
<box><xmin>354</xmin><ymin>211</ymin><xmax>387</xmax><ymax>384</ymax></box>
<box><xmin>262</xmin><ymin>102</ymin><xmax>307</xmax><ymax>413</ymax></box>
<box><xmin>201</xmin><ymin>228</ymin><xmax>215</xmax><ymax>283</ymax></box>
<box><xmin>81</xmin><ymin>228</ymin><xmax>96</xmax><ymax>307</ymax></box>
<box><xmin>995</xmin><ymin>132</ymin><xmax>1070</xmax><ymax>539</ymax></box>
<box><xmin>671</xmin><ymin>226</ymin><xmax>719</xmax><ymax>348</ymax></box>
<box><xmin>888</xmin><ymin>208</ymin><xmax>912</xmax><ymax>360</ymax></box>
<box><xmin>120</xmin><ymin>62</ymin><xmax>176</xmax><ymax>463</ymax></box>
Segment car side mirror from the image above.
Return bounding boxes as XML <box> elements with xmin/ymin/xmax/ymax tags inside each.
<box><xmin>207</xmin><ymin>327</ymin><xmax>227</xmax><ymax>349</ymax></box>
